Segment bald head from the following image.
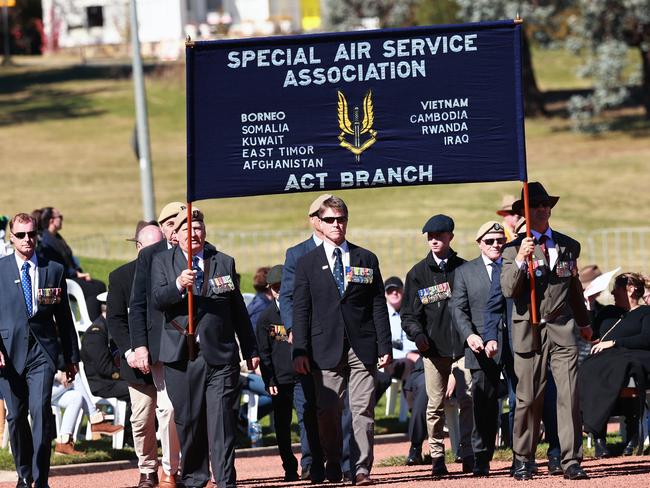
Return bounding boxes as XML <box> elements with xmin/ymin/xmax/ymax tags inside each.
<box><xmin>136</xmin><ymin>225</ymin><xmax>163</xmax><ymax>253</ymax></box>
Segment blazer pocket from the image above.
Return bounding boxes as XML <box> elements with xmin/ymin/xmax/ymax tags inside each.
<box><xmin>311</xmin><ymin>327</ymin><xmax>323</xmax><ymax>337</ymax></box>
<box><xmin>0</xmin><ymin>330</ymin><xmax>9</xmax><ymax>340</ymax></box>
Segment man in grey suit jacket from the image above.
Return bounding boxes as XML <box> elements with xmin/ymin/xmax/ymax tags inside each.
<box><xmin>0</xmin><ymin>213</ymin><xmax>79</xmax><ymax>488</ymax></box>
<box><xmin>152</xmin><ymin>208</ymin><xmax>259</xmax><ymax>488</ymax></box>
<box><xmin>451</xmin><ymin>221</ymin><xmax>507</xmax><ymax>476</ymax></box>
<box><xmin>501</xmin><ymin>182</ymin><xmax>592</xmax><ymax>481</ymax></box>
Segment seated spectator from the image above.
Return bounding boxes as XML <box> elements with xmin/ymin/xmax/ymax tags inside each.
<box><xmin>0</xmin><ymin>215</ymin><xmax>8</xmax><ymax>256</ymax></box>
<box><xmin>80</xmin><ymin>292</ymin><xmax>132</xmax><ymax>442</ymax></box>
<box><xmin>37</xmin><ymin>207</ymin><xmax>106</xmax><ymax>319</ymax></box>
<box><xmin>51</xmin><ymin>369</ymin><xmax>124</xmax><ymax>455</ymax></box>
<box><xmin>247</xmin><ymin>266</ymin><xmax>272</xmax><ymax>330</ymax></box>
<box><xmin>579</xmin><ymin>272</ymin><xmax>650</xmax><ymax>457</ymax></box>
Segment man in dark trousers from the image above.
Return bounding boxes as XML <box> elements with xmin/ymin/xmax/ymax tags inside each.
<box><xmin>401</xmin><ymin>214</ymin><xmax>472</xmax><ymax>478</ymax></box>
<box><xmin>107</xmin><ymin>220</ymin><xmax>179</xmax><ymax>488</ymax></box>
<box><xmin>451</xmin><ymin>221</ymin><xmax>507</xmax><ymax>476</ymax></box>
<box><xmin>501</xmin><ymin>182</ymin><xmax>592</xmax><ymax>481</ymax></box>
<box><xmin>255</xmin><ymin>264</ymin><xmax>300</xmax><ymax>482</ymax></box>
<box><xmin>0</xmin><ymin>213</ymin><xmax>79</xmax><ymax>488</ymax></box>
<box><xmin>128</xmin><ymin>203</ymin><xmax>185</xmax><ymax>488</ymax></box>
<box><xmin>152</xmin><ymin>208</ymin><xmax>259</xmax><ymax>488</ymax></box>
<box><xmin>292</xmin><ymin>196</ymin><xmax>392</xmax><ymax>486</ymax></box>
<box><xmin>279</xmin><ymin>193</ymin><xmax>329</xmax><ymax>480</ymax></box>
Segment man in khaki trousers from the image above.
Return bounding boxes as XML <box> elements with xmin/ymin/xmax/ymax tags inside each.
<box><xmin>500</xmin><ymin>182</ymin><xmax>592</xmax><ymax>481</ymax></box>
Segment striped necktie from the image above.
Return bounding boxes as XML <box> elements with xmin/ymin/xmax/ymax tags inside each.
<box><xmin>333</xmin><ymin>248</ymin><xmax>345</xmax><ymax>296</ymax></box>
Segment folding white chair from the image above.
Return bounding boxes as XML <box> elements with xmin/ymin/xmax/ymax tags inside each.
<box><xmin>66</xmin><ymin>279</ymin><xmax>93</xmax><ymax>334</ymax></box>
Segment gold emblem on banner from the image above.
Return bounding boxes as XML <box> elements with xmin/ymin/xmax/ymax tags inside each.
<box><xmin>337</xmin><ymin>90</ymin><xmax>377</xmax><ymax>162</ymax></box>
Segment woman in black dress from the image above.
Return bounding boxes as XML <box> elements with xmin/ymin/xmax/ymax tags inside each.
<box><xmin>579</xmin><ymin>272</ymin><xmax>650</xmax><ymax>457</ymax></box>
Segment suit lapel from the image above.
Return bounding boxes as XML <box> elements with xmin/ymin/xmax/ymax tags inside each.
<box><xmin>317</xmin><ymin>245</ymin><xmax>341</xmax><ymax>298</ymax></box>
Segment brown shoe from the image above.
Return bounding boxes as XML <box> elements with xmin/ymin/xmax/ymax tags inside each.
<box><xmin>354</xmin><ymin>473</ymin><xmax>374</xmax><ymax>485</ymax></box>
<box><xmin>159</xmin><ymin>471</ymin><xmax>177</xmax><ymax>488</ymax></box>
<box><xmin>91</xmin><ymin>421</ymin><xmax>124</xmax><ymax>435</ymax></box>
<box><xmin>137</xmin><ymin>472</ymin><xmax>158</xmax><ymax>488</ymax></box>
<box><xmin>54</xmin><ymin>440</ymin><xmax>83</xmax><ymax>456</ymax></box>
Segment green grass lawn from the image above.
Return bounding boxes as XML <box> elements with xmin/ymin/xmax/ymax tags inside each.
<box><xmin>1</xmin><ymin>49</ymin><xmax>648</xmax><ymax>276</ymax></box>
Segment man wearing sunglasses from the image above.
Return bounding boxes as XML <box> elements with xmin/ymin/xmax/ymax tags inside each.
<box><xmin>501</xmin><ymin>182</ymin><xmax>592</xmax><ymax>481</ymax></box>
<box><xmin>0</xmin><ymin>213</ymin><xmax>79</xmax><ymax>488</ymax></box>
<box><xmin>451</xmin><ymin>221</ymin><xmax>508</xmax><ymax>476</ymax></box>
<box><xmin>292</xmin><ymin>196</ymin><xmax>392</xmax><ymax>486</ymax></box>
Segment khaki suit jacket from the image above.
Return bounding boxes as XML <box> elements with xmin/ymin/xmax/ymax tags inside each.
<box><xmin>500</xmin><ymin>230</ymin><xmax>590</xmax><ymax>353</ymax></box>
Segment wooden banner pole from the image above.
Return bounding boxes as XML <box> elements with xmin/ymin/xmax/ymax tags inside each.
<box><xmin>186</xmin><ymin>202</ymin><xmax>197</xmax><ymax>358</ymax></box>
<box><xmin>522</xmin><ymin>181</ymin><xmax>539</xmax><ymax>325</ymax></box>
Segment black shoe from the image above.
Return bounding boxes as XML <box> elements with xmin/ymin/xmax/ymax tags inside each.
<box><xmin>284</xmin><ymin>471</ymin><xmax>300</xmax><ymax>482</ymax></box>
<box><xmin>325</xmin><ymin>462</ymin><xmax>342</xmax><ymax>483</ymax></box>
<box><xmin>512</xmin><ymin>459</ymin><xmax>532</xmax><ymax>481</ymax></box>
<box><xmin>563</xmin><ymin>464</ymin><xmax>588</xmax><ymax>480</ymax></box>
<box><xmin>301</xmin><ymin>465</ymin><xmax>311</xmax><ymax>481</ymax></box>
<box><xmin>431</xmin><ymin>456</ymin><xmax>449</xmax><ymax>477</ymax></box>
<box><xmin>406</xmin><ymin>445</ymin><xmax>423</xmax><ymax>466</ymax></box>
<box><xmin>547</xmin><ymin>456</ymin><xmax>563</xmax><ymax>476</ymax></box>
<box><xmin>310</xmin><ymin>464</ymin><xmax>325</xmax><ymax>484</ymax></box>
<box><xmin>473</xmin><ymin>456</ymin><xmax>490</xmax><ymax>477</ymax></box>
<box><xmin>16</xmin><ymin>479</ymin><xmax>31</xmax><ymax>488</ymax></box>
<box><xmin>529</xmin><ymin>460</ymin><xmax>539</xmax><ymax>475</ymax></box>
<box><xmin>594</xmin><ymin>437</ymin><xmax>610</xmax><ymax>459</ymax></box>
<box><xmin>343</xmin><ymin>471</ymin><xmax>354</xmax><ymax>483</ymax></box>
<box><xmin>624</xmin><ymin>437</ymin><xmax>639</xmax><ymax>456</ymax></box>
<box><xmin>462</xmin><ymin>455</ymin><xmax>474</xmax><ymax>474</ymax></box>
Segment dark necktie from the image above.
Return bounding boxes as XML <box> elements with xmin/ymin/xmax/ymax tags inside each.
<box><xmin>192</xmin><ymin>256</ymin><xmax>204</xmax><ymax>293</ymax></box>
<box><xmin>333</xmin><ymin>248</ymin><xmax>345</xmax><ymax>297</ymax></box>
<box><xmin>439</xmin><ymin>260</ymin><xmax>446</xmax><ymax>272</ymax></box>
<box><xmin>489</xmin><ymin>261</ymin><xmax>501</xmax><ymax>282</ymax></box>
<box><xmin>538</xmin><ymin>235</ymin><xmax>550</xmax><ymax>263</ymax></box>
<box><xmin>21</xmin><ymin>261</ymin><xmax>33</xmax><ymax>317</ymax></box>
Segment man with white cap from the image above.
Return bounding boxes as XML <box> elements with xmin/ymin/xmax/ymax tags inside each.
<box><xmin>279</xmin><ymin>194</ymin><xmax>330</xmax><ymax>480</ymax></box>
<box><xmin>128</xmin><ymin>203</ymin><xmax>185</xmax><ymax>488</ymax></box>
<box><xmin>451</xmin><ymin>221</ymin><xmax>507</xmax><ymax>476</ymax></box>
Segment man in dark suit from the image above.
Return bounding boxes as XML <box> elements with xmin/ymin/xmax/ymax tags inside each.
<box><xmin>292</xmin><ymin>196</ymin><xmax>392</xmax><ymax>486</ymax></box>
<box><xmin>107</xmin><ymin>220</ymin><xmax>180</xmax><ymax>488</ymax></box>
<box><xmin>152</xmin><ymin>208</ymin><xmax>259</xmax><ymax>488</ymax></box>
<box><xmin>501</xmin><ymin>182</ymin><xmax>592</xmax><ymax>481</ymax></box>
<box><xmin>279</xmin><ymin>194</ymin><xmax>329</xmax><ymax>480</ymax></box>
<box><xmin>0</xmin><ymin>213</ymin><xmax>79</xmax><ymax>488</ymax></box>
<box><xmin>451</xmin><ymin>221</ymin><xmax>507</xmax><ymax>476</ymax></box>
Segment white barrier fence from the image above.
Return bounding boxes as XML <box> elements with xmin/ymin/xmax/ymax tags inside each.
<box><xmin>71</xmin><ymin>227</ymin><xmax>649</xmax><ymax>280</ymax></box>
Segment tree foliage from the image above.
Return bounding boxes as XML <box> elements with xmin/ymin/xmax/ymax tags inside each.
<box><xmin>327</xmin><ymin>0</ymin><xmax>417</xmax><ymax>30</ymax></box>
<box><xmin>567</xmin><ymin>0</ymin><xmax>650</xmax><ymax>132</ymax></box>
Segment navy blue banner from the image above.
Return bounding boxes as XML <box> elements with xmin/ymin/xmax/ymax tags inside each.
<box><xmin>186</xmin><ymin>20</ymin><xmax>527</xmax><ymax>201</ymax></box>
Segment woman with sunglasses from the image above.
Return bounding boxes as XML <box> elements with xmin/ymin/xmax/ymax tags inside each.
<box><xmin>578</xmin><ymin>272</ymin><xmax>650</xmax><ymax>458</ymax></box>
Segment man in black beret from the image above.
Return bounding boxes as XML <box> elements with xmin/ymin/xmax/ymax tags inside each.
<box><xmin>400</xmin><ymin>214</ymin><xmax>473</xmax><ymax>477</ymax></box>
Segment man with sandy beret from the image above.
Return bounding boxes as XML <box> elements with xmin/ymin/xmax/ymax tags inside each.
<box><xmin>451</xmin><ymin>221</ymin><xmax>508</xmax><ymax>476</ymax></box>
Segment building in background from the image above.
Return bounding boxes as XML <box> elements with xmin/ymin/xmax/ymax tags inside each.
<box><xmin>40</xmin><ymin>0</ymin><xmax>325</xmax><ymax>60</ymax></box>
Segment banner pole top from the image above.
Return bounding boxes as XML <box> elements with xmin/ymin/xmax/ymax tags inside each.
<box><xmin>514</xmin><ymin>14</ymin><xmax>524</xmax><ymax>24</ymax></box>
<box><xmin>185</xmin><ymin>35</ymin><xmax>195</xmax><ymax>48</ymax></box>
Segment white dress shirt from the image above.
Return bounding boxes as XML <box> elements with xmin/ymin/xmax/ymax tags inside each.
<box><xmin>14</xmin><ymin>252</ymin><xmax>38</xmax><ymax>317</ymax></box>
<box><xmin>388</xmin><ymin>303</ymin><xmax>417</xmax><ymax>359</ymax></box>
<box><xmin>481</xmin><ymin>254</ymin><xmax>503</xmax><ymax>281</ymax></box>
<box><xmin>322</xmin><ymin>240</ymin><xmax>350</xmax><ymax>290</ymax></box>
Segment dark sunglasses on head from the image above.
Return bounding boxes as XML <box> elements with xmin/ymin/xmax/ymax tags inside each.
<box><xmin>13</xmin><ymin>231</ymin><xmax>37</xmax><ymax>239</ymax></box>
<box><xmin>482</xmin><ymin>237</ymin><xmax>507</xmax><ymax>246</ymax></box>
<box><xmin>320</xmin><ymin>216</ymin><xmax>348</xmax><ymax>224</ymax></box>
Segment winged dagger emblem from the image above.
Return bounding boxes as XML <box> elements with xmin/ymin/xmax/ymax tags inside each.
<box><xmin>337</xmin><ymin>90</ymin><xmax>378</xmax><ymax>162</ymax></box>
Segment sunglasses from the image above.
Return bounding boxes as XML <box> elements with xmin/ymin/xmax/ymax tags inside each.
<box><xmin>320</xmin><ymin>216</ymin><xmax>348</xmax><ymax>224</ymax></box>
<box><xmin>482</xmin><ymin>237</ymin><xmax>507</xmax><ymax>246</ymax></box>
<box><xmin>13</xmin><ymin>231</ymin><xmax>37</xmax><ymax>240</ymax></box>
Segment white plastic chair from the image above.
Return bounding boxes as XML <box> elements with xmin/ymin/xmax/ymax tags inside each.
<box><xmin>66</xmin><ymin>279</ymin><xmax>93</xmax><ymax>334</ymax></box>
<box><xmin>66</xmin><ymin>283</ymin><xmax>128</xmax><ymax>449</ymax></box>
<box><xmin>385</xmin><ymin>378</ymin><xmax>409</xmax><ymax>422</ymax></box>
